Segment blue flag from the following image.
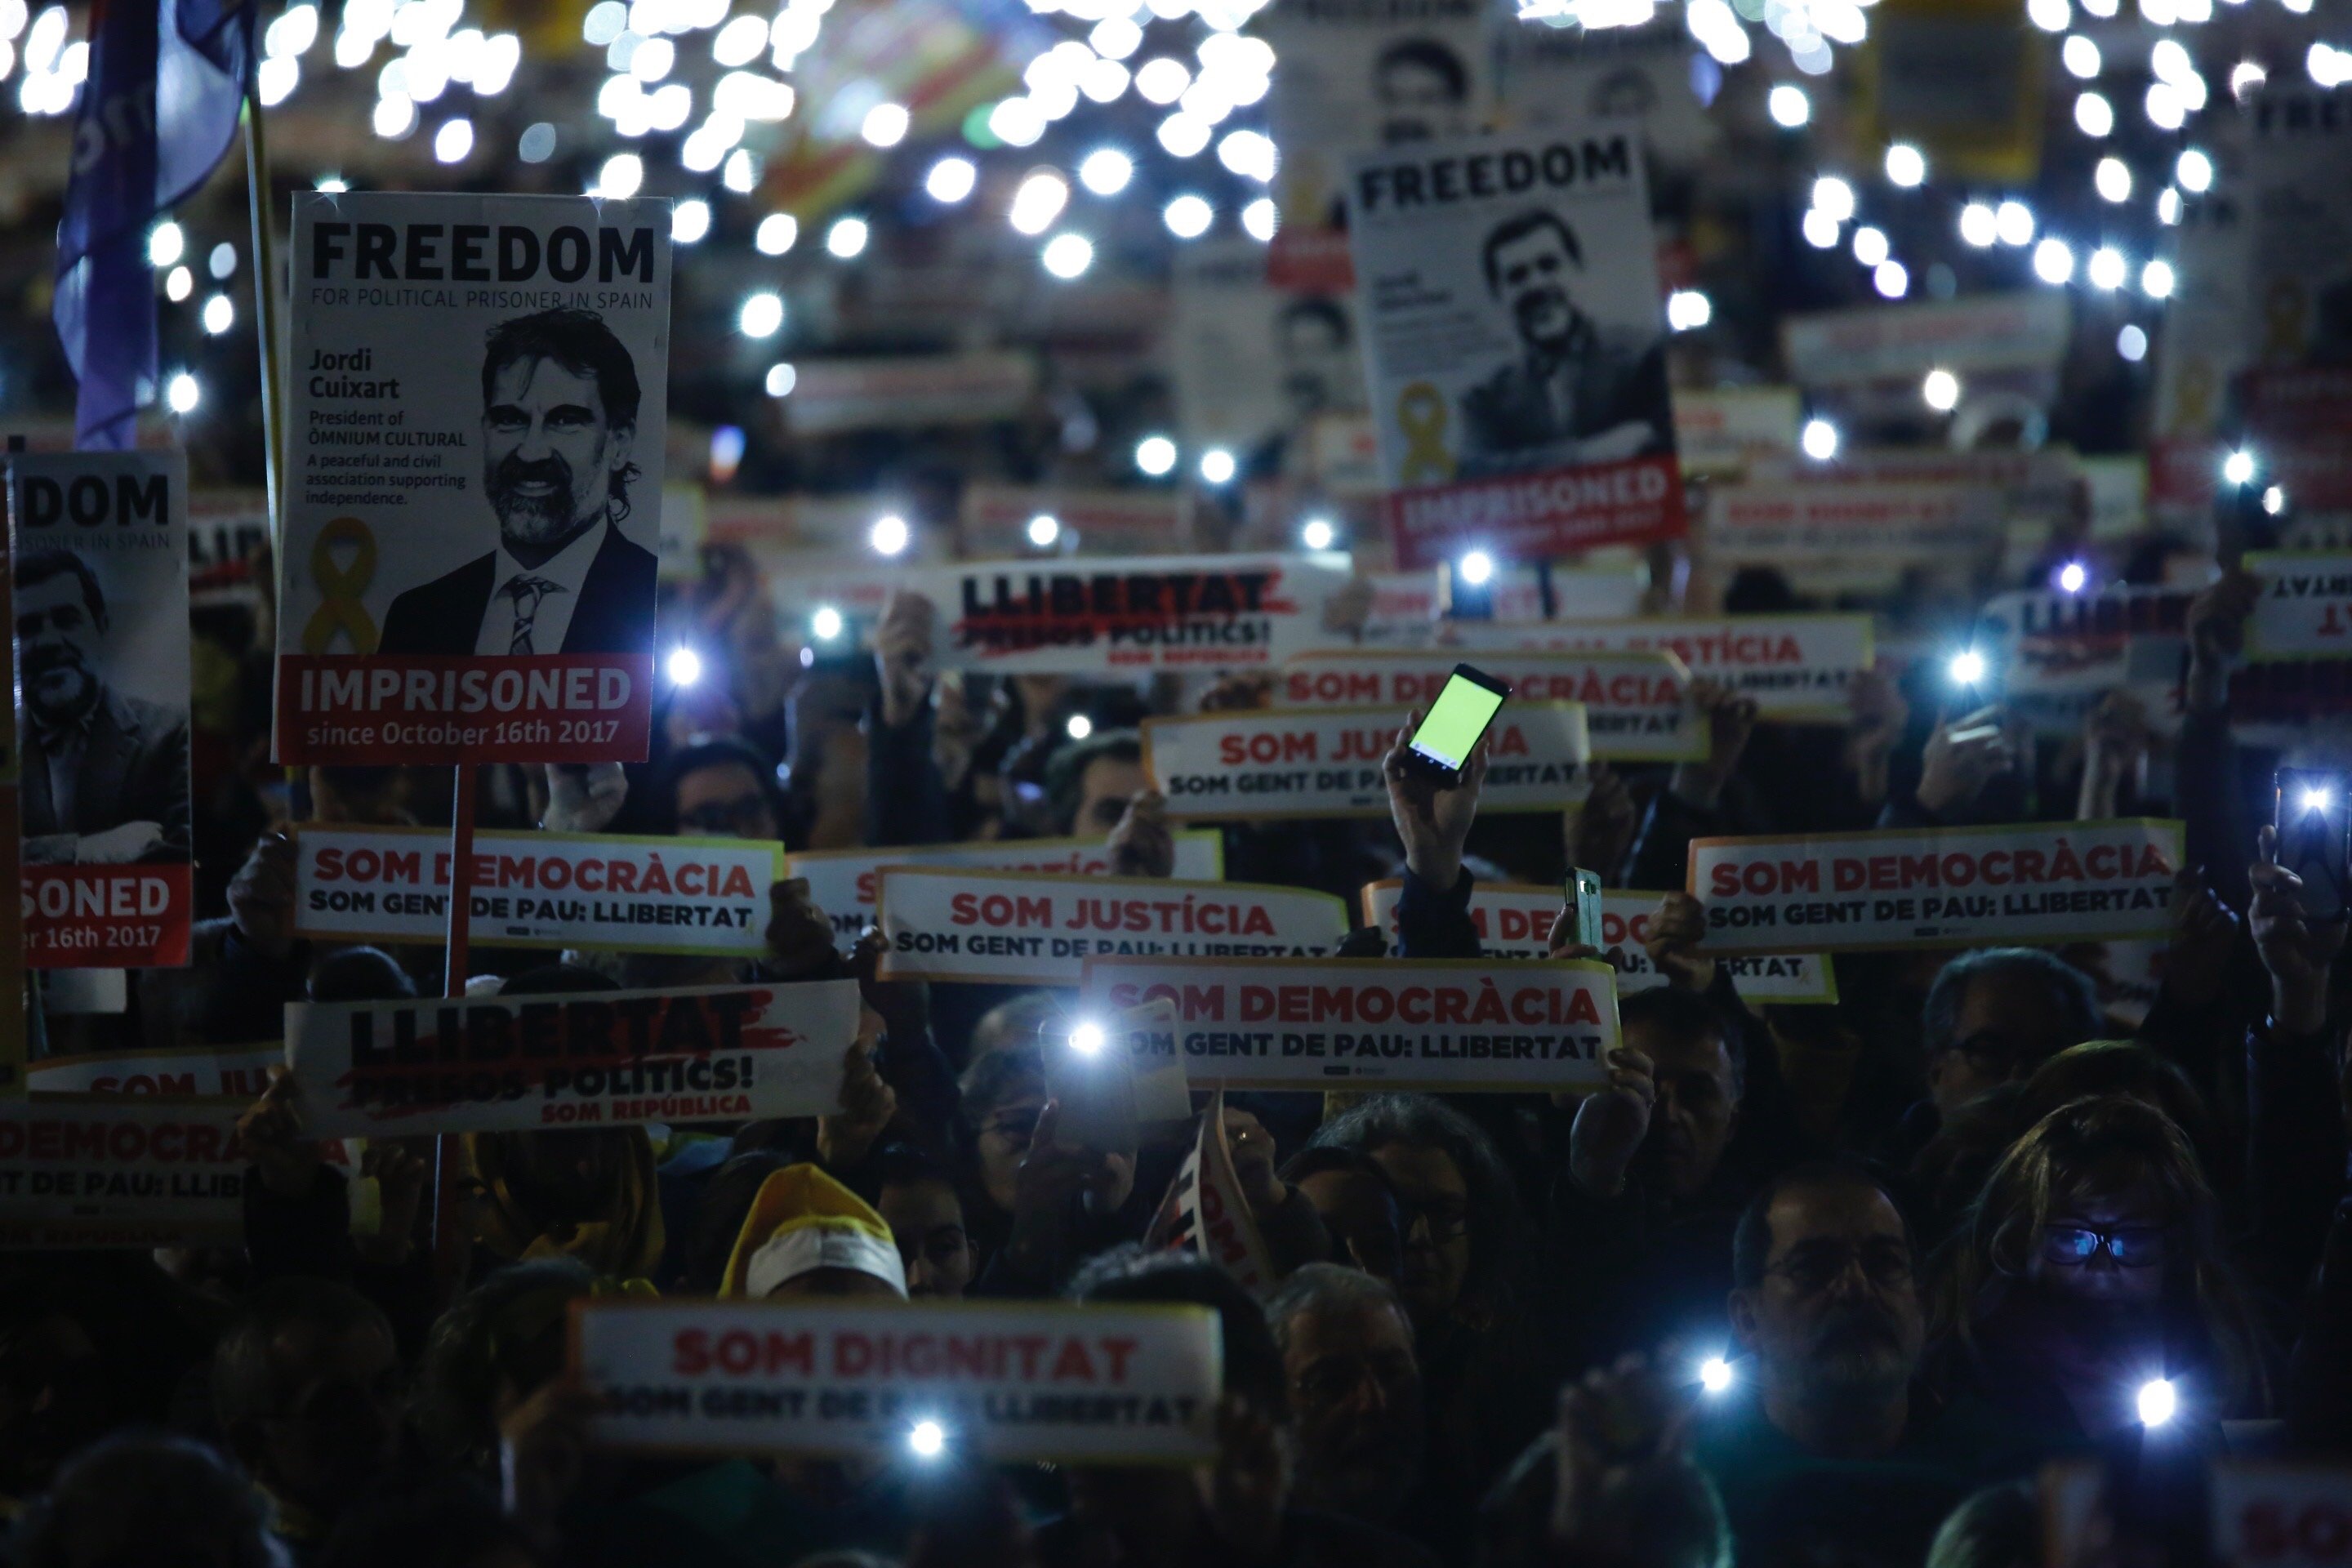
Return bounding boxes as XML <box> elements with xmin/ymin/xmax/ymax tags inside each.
<box><xmin>54</xmin><ymin>0</ymin><xmax>256</xmax><ymax>449</ymax></box>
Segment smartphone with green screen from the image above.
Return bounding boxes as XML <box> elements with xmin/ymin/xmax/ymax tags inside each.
<box><xmin>1405</xmin><ymin>664</ymin><xmax>1512</xmax><ymax>786</ymax></box>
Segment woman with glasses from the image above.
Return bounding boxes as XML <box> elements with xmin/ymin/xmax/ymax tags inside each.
<box><xmin>1929</xmin><ymin>1095</ymin><xmax>2271</xmax><ymax>1444</ymax></box>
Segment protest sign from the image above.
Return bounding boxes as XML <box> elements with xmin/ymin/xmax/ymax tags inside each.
<box><xmin>286</xmin><ymin>979</ymin><xmax>860</xmax><ymax>1137</ymax></box>
<box><xmin>1172</xmin><ymin>239</ymin><xmax>1365</xmax><ymax>470</ymax></box>
<box><xmin>188</xmin><ymin>489</ymin><xmax>271</xmax><ymax>605</ymax></box>
<box><xmin>879</xmin><ymin>870</ymin><xmax>1350</xmax><ymax>986</ymax></box>
<box><xmin>1704</xmin><ymin>481</ymin><xmax>1998</xmax><ymax>586</ymax></box>
<box><xmin>1144</xmin><ymin>1090</ymin><xmax>1276</xmax><ymax>1294</ymax></box>
<box><xmin>0</xmin><ymin>1098</ymin><xmax>247</xmax><ymax>1249</ymax></box>
<box><xmin>957</xmin><ymin>483</ymin><xmax>1193</xmax><ymax>559</ymax></box>
<box><xmin>1439</xmin><ymin>615</ymin><xmax>1873</xmax><ymax>721</ymax></box>
<box><xmin>1974</xmin><ymin>582</ymin><xmax>2194</xmax><ymax>737</ymax></box>
<box><xmin>2247</xmin><ymin>553</ymin><xmax>2352</xmax><ymax>662</ymax></box>
<box><xmin>11</xmin><ymin>450</ymin><xmax>194</xmax><ymax>969</ymax></box>
<box><xmin>1081</xmin><ymin>955</ymin><xmax>1618</xmax><ymax>1093</ymax></box>
<box><xmin>790</xmin><ymin>833</ymin><xmax>1223</xmax><ymax>949</ymax></box>
<box><xmin>2210</xmin><ymin>1459</ymin><xmax>2352</xmax><ymax>1568</ymax></box>
<box><xmin>1278</xmin><ymin>648</ymin><xmax>1701</xmax><ymax>761</ymax></box>
<box><xmin>1360</xmin><ymin>564</ymin><xmax>1648</xmax><ymax>643</ymax></box>
<box><xmin>573</xmin><ymin>1298</ymin><xmax>1223</xmax><ymax>1462</ymax></box>
<box><xmin>294</xmin><ymin>823</ymin><xmax>781</xmax><ymax>959</ymax></box>
<box><xmin>906</xmin><ymin>555</ymin><xmax>1351</xmax><ymax>676</ymax></box>
<box><xmin>1494</xmin><ymin>22</ymin><xmax>1716</xmax><ymax>171</ymax></box>
<box><xmin>1780</xmin><ymin>292</ymin><xmax>2072</xmax><ymax>388</ymax></box>
<box><xmin>1143</xmin><ymin>702</ymin><xmax>1589</xmax><ymax>820</ymax></box>
<box><xmin>782</xmin><ymin>353</ymin><xmax>1036</xmax><ymax>435</ymax></box>
<box><xmin>1673</xmin><ymin>387</ymin><xmax>1802</xmax><ymax>476</ymax></box>
<box><xmin>1357</xmin><ymin>880</ymin><xmax>1838</xmax><ymax>1002</ymax></box>
<box><xmin>29</xmin><ymin>1044</ymin><xmax>282</xmax><ymax>1101</ymax></box>
<box><xmin>274</xmin><ymin>191</ymin><xmax>670</xmax><ymax>766</ymax></box>
<box><xmin>1688</xmin><ymin>819</ymin><xmax>2184</xmax><ymax>953</ymax></box>
<box><xmin>1348</xmin><ymin>127</ymin><xmax>1687</xmax><ymax>568</ymax></box>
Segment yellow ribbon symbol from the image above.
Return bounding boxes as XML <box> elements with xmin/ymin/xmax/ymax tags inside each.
<box><xmin>1397</xmin><ymin>382</ymin><xmax>1454</xmax><ymax>485</ymax></box>
<box><xmin>302</xmin><ymin>515</ymin><xmax>381</xmax><ymax>655</ymax></box>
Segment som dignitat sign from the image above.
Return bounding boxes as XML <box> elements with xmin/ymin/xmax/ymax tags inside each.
<box><xmin>878</xmin><ymin>870</ymin><xmax>1349</xmax><ymax>987</ymax></box>
<box><xmin>1688</xmin><ymin>819</ymin><xmax>2184</xmax><ymax>953</ymax></box>
<box><xmin>1080</xmin><ymin>956</ymin><xmax>1618</xmax><ymax>1093</ymax></box>
<box><xmin>1357</xmin><ymin>880</ymin><xmax>1837</xmax><ymax>1003</ymax></box>
<box><xmin>788</xmin><ymin>831</ymin><xmax>1225</xmax><ymax>950</ymax></box>
<box><xmin>908</xmin><ymin>554</ymin><xmax>1351</xmax><ymax>675</ymax></box>
<box><xmin>294</xmin><ymin>824</ymin><xmax>781</xmax><ymax>958</ymax></box>
<box><xmin>0</xmin><ymin>1098</ymin><xmax>248</xmax><ymax>1250</ymax></box>
<box><xmin>1143</xmin><ymin>703</ymin><xmax>1589</xmax><ymax>821</ymax></box>
<box><xmin>286</xmin><ymin>980</ymin><xmax>860</xmax><ymax>1137</ymax></box>
<box><xmin>1278</xmin><ymin>649</ymin><xmax>1700</xmax><ymax>762</ymax></box>
<box><xmin>11</xmin><ymin>449</ymin><xmax>195</xmax><ymax>969</ymax></box>
<box><xmin>574</xmin><ymin>1298</ymin><xmax>1223</xmax><ymax>1463</ymax></box>
<box><xmin>274</xmin><ymin>191</ymin><xmax>671</xmax><ymax>766</ymax></box>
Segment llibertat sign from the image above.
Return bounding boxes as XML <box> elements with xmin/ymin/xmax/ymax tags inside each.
<box><xmin>877</xmin><ymin>870</ymin><xmax>1349</xmax><ymax>986</ymax></box>
<box><xmin>1688</xmin><ymin>820</ymin><xmax>2184</xmax><ymax>952</ymax></box>
<box><xmin>286</xmin><ymin>980</ymin><xmax>860</xmax><ymax>1136</ymax></box>
<box><xmin>1080</xmin><ymin>955</ymin><xmax>1619</xmax><ymax>1093</ymax></box>
<box><xmin>574</xmin><ymin>1298</ymin><xmax>1224</xmax><ymax>1462</ymax></box>
<box><xmin>788</xmin><ymin>833</ymin><xmax>1224</xmax><ymax>949</ymax></box>
<box><xmin>1143</xmin><ymin>703</ymin><xmax>1589</xmax><ymax>821</ymax></box>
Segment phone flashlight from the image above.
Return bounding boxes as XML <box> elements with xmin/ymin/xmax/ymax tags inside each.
<box><xmin>1698</xmin><ymin>1356</ymin><xmax>1735</xmax><ymax>1395</ymax></box>
<box><xmin>1067</xmin><ymin>1021</ymin><xmax>1107</xmax><ymax>1056</ymax></box>
<box><xmin>666</xmin><ymin>646</ymin><xmax>703</xmax><ymax>687</ymax></box>
<box><xmin>2136</xmin><ymin>1379</ymin><xmax>2176</xmax><ymax>1428</ymax></box>
<box><xmin>908</xmin><ymin>1419</ymin><xmax>948</xmax><ymax>1458</ymax></box>
<box><xmin>1946</xmin><ymin>648</ymin><xmax>1988</xmax><ymax>688</ymax></box>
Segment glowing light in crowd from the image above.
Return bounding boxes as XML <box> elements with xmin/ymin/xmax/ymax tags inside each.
<box><xmin>1136</xmin><ymin>435</ymin><xmax>1178</xmax><ymax>475</ymax></box>
<box><xmin>1958</xmin><ymin>203</ymin><xmax>1997</xmax><ymax>247</ymax></box>
<box><xmin>2176</xmin><ymin>149</ymin><xmax>2213</xmax><ymax>193</ymax></box>
<box><xmin>1946</xmin><ymin>648</ymin><xmax>1986</xmax><ymax>687</ymax></box>
<box><xmin>1802</xmin><ymin>210</ymin><xmax>1840</xmax><ymax>248</ymax></box>
<box><xmin>2096</xmin><ymin>157</ymin><xmax>2132</xmax><ymax>203</ymax></box>
<box><xmin>826</xmin><ymin>217</ymin><xmax>869</xmax><ymax>258</ymax></box>
<box><xmin>2266</xmin><ymin>486</ymin><xmax>2287</xmax><ymax>514</ymax></box>
<box><xmin>2223</xmin><ymin>449</ymin><xmax>2255</xmax><ymax>485</ymax></box>
<box><xmin>1767</xmin><ymin>84</ymin><xmax>1810</xmax><ymax>127</ymax></box>
<box><xmin>926</xmin><ymin>157</ymin><xmax>978</xmax><ymax>203</ymax></box>
<box><xmin>202</xmin><ymin>295</ymin><xmax>234</xmax><ymax>335</ymax></box>
<box><xmin>1300</xmin><ymin>517</ymin><xmax>1337</xmax><ymax>551</ymax></box>
<box><xmin>764</xmin><ymin>363</ymin><xmax>797</xmax><ymax>397</ymax></box>
<box><xmin>1011</xmin><ymin>171</ymin><xmax>1070</xmax><ymax>235</ymax></box>
<box><xmin>1922</xmin><ymin>369</ymin><xmax>1960</xmax><ymax>412</ymax></box>
<box><xmin>1242</xmin><ymin>198</ymin><xmax>1278</xmax><ymax>242</ymax></box>
<box><xmin>1080</xmin><ymin>147</ymin><xmax>1134</xmax><ymax>195</ymax></box>
<box><xmin>871</xmin><ymin>514</ymin><xmax>912</xmax><ymax>556</ymax></box>
<box><xmin>862</xmin><ymin>101</ymin><xmax>909</xmax><ymax>146</ymax></box>
<box><xmin>1066</xmin><ymin>713</ymin><xmax>1094</xmax><ymax>740</ymax></box>
<box><xmin>1457</xmin><ymin>550</ymin><xmax>1495</xmax><ymax>587</ymax></box>
<box><xmin>738</xmin><ymin>292</ymin><xmax>784</xmax><ymax>337</ymax></box>
<box><xmin>755</xmin><ymin>214</ymin><xmax>798</xmax><ymax>255</ymax></box>
<box><xmin>1852</xmin><ymin>225</ymin><xmax>1889</xmax><ymax>268</ymax></box>
<box><xmin>1811</xmin><ymin>176</ymin><xmax>1855</xmax><ymax>221</ymax></box>
<box><xmin>2076</xmin><ymin>91</ymin><xmax>2114</xmax><ymax>136</ymax></box>
<box><xmin>149</xmin><ymin>221</ymin><xmax>185</xmax><ymax>268</ymax></box>
<box><xmin>1164</xmin><ymin>194</ymin><xmax>1214</xmax><ymax>238</ymax></box>
<box><xmin>166</xmin><ymin>266</ymin><xmax>193</xmax><ymax>302</ymax></box>
<box><xmin>1667</xmin><ymin>290</ymin><xmax>1712</xmax><ymax>331</ymax></box>
<box><xmin>594</xmin><ymin>152</ymin><xmax>642</xmax><ymax>198</ymax></box>
<box><xmin>724</xmin><ymin>150</ymin><xmax>760</xmax><ymax>192</ymax></box>
<box><xmin>2145</xmin><ymin>82</ymin><xmax>2185</xmax><ymax>130</ymax></box>
<box><xmin>1134</xmin><ymin>56</ymin><xmax>1189</xmax><ymax>104</ymax></box>
<box><xmin>1027</xmin><ymin>514</ymin><xmax>1062</xmax><ymax>546</ymax></box>
<box><xmin>2137</xmin><ymin>1379</ymin><xmax>2177</xmax><ymax>1428</ymax></box>
<box><xmin>666</xmin><ymin>647</ymin><xmax>703</xmax><ymax>685</ymax></box>
<box><xmin>811</xmin><ymin>606</ymin><xmax>844</xmax><ymax>641</ymax></box>
<box><xmin>1884</xmin><ymin>142</ymin><xmax>1925</xmax><ymax>186</ymax></box>
<box><xmin>518</xmin><ymin>123</ymin><xmax>555</xmax><ymax>163</ymax></box>
<box><xmin>1199</xmin><ymin>447</ymin><xmax>1237</xmax><ymax>484</ymax></box>
<box><xmin>166</xmin><ymin>372</ymin><xmax>202</xmax><ymax>414</ymax></box>
<box><xmin>1158</xmin><ymin>112</ymin><xmax>1211</xmax><ymax>157</ymax></box>
<box><xmin>2026</xmin><ymin>0</ymin><xmax>2069</xmax><ymax>29</ymax></box>
<box><xmin>1068</xmin><ymin>1022</ymin><xmax>1107</xmax><ymax>1054</ymax></box>
<box><xmin>1996</xmin><ymin>200</ymin><xmax>2035</xmax><ymax>246</ymax></box>
<box><xmin>2087</xmin><ymin>247</ymin><xmax>2126</xmax><ymax>291</ymax></box>
<box><xmin>1801</xmin><ymin>418</ymin><xmax>1839</xmax><ymax>461</ymax></box>
<box><xmin>1699</xmin><ymin>1357</ymin><xmax>1735</xmax><ymax>1394</ymax></box>
<box><xmin>316</xmin><ymin>173</ymin><xmax>350</xmax><ymax>191</ymax></box>
<box><xmin>2118</xmin><ymin>323</ymin><xmax>2149</xmax><ymax>361</ymax></box>
<box><xmin>1041</xmin><ymin>233</ymin><xmax>1094</xmax><ymax>278</ymax></box>
<box><xmin>1218</xmin><ymin>129</ymin><xmax>1276</xmax><ymax>181</ymax></box>
<box><xmin>2034</xmin><ymin>238</ymin><xmax>2075</xmax><ymax>284</ymax></box>
<box><xmin>2062</xmin><ymin>34</ymin><xmax>2100</xmax><ymax>77</ymax></box>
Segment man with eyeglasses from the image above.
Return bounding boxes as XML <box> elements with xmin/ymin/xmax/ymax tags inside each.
<box><xmin>1267</xmin><ymin>1264</ymin><xmax>1434</xmax><ymax>1544</ymax></box>
<box><xmin>1692</xmin><ymin>1162</ymin><xmax>2050</xmax><ymax>1568</ymax></box>
<box><xmin>1891</xmin><ymin>947</ymin><xmax>2102</xmax><ymax>1162</ymax></box>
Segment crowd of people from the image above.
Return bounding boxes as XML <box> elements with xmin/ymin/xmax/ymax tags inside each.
<box><xmin>9</xmin><ymin>541</ymin><xmax>2351</xmax><ymax>1568</ymax></box>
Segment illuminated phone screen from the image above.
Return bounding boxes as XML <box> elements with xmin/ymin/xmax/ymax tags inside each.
<box><xmin>1410</xmin><ymin>675</ymin><xmax>1505</xmax><ymax>772</ymax></box>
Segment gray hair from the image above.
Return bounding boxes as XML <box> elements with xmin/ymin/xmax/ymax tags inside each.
<box><xmin>1264</xmin><ymin>1262</ymin><xmax>1411</xmax><ymax>1353</ymax></box>
<box><xmin>1920</xmin><ymin>947</ymin><xmax>2100</xmax><ymax>1061</ymax></box>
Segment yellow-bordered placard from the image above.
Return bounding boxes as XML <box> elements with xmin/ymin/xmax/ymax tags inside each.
<box><xmin>1440</xmin><ymin>612</ymin><xmax>1876</xmax><ymax>725</ymax></box>
<box><xmin>567</xmin><ymin>1295</ymin><xmax>1224</xmax><ymax>1465</ymax></box>
<box><xmin>1276</xmin><ymin>645</ymin><xmax>1705</xmax><ymax>763</ymax></box>
<box><xmin>875</xmin><ymin>866</ymin><xmax>1350</xmax><ymax>987</ymax></box>
<box><xmin>293</xmin><ymin>822</ymin><xmax>786</xmax><ymax>960</ymax></box>
<box><xmin>1686</xmin><ymin>817</ymin><xmax>2185</xmax><ymax>954</ymax></box>
<box><xmin>1078</xmin><ymin>952</ymin><xmax>1620</xmax><ymax>1094</ymax></box>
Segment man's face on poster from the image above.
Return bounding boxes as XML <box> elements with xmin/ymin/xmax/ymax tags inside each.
<box><xmin>16</xmin><ymin>573</ymin><xmax>101</xmax><ymax>723</ymax></box>
<box><xmin>1280</xmin><ymin>310</ymin><xmax>1349</xmax><ymax>421</ymax></box>
<box><xmin>482</xmin><ymin>354</ymin><xmax>634</xmax><ymax>549</ymax></box>
<box><xmin>1374</xmin><ymin>47</ymin><xmax>1463</xmax><ymax>143</ymax></box>
<box><xmin>1492</xmin><ymin>225</ymin><xmax>1581</xmax><ymax>355</ymax></box>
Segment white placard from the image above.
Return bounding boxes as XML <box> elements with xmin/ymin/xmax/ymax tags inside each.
<box><xmin>575</xmin><ymin>1298</ymin><xmax>1223</xmax><ymax>1462</ymax></box>
<box><xmin>29</xmin><ymin>1045</ymin><xmax>283</xmax><ymax>1100</ymax></box>
<box><xmin>1704</xmin><ymin>480</ymin><xmax>1998</xmax><ymax>583</ymax></box>
<box><xmin>1780</xmin><ymin>292</ymin><xmax>2072</xmax><ymax>387</ymax></box>
<box><xmin>1081</xmin><ymin>955</ymin><xmax>1617</xmax><ymax>1092</ymax></box>
<box><xmin>1438</xmin><ymin>614</ymin><xmax>1873</xmax><ymax>721</ymax></box>
<box><xmin>1278</xmin><ymin>648</ymin><xmax>1700</xmax><ymax>761</ymax></box>
<box><xmin>1688</xmin><ymin>820</ymin><xmax>2185</xmax><ymax>953</ymax></box>
<box><xmin>286</xmin><ymin>981</ymin><xmax>860</xmax><ymax>1137</ymax></box>
<box><xmin>0</xmin><ymin>1098</ymin><xmax>248</xmax><ymax>1249</ymax></box>
<box><xmin>2211</xmin><ymin>1459</ymin><xmax>2352</xmax><ymax>1568</ymax></box>
<box><xmin>1143</xmin><ymin>702</ymin><xmax>1588</xmax><ymax>820</ymax></box>
<box><xmin>877</xmin><ymin>870</ymin><xmax>1350</xmax><ymax>987</ymax></box>
<box><xmin>790</xmin><ymin>833</ymin><xmax>1226</xmax><ymax>949</ymax></box>
<box><xmin>2247</xmin><ymin>552</ymin><xmax>2352</xmax><ymax>662</ymax></box>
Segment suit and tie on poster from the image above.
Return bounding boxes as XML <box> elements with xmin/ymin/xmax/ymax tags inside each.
<box><xmin>1348</xmin><ymin>123</ymin><xmax>1687</xmax><ymax>569</ymax></box>
<box><xmin>274</xmin><ymin>192</ymin><xmax>670</xmax><ymax>765</ymax></box>
<box><xmin>9</xmin><ymin>450</ymin><xmax>194</xmax><ymax>968</ymax></box>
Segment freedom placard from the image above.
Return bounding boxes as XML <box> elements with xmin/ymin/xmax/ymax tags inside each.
<box><xmin>1348</xmin><ymin>127</ymin><xmax>1687</xmax><ymax>568</ymax></box>
<box><xmin>29</xmin><ymin>1044</ymin><xmax>283</xmax><ymax>1101</ymax></box>
<box><xmin>294</xmin><ymin>824</ymin><xmax>781</xmax><ymax>958</ymax></box>
<box><xmin>788</xmin><ymin>833</ymin><xmax>1225</xmax><ymax>949</ymax></box>
<box><xmin>1143</xmin><ymin>703</ymin><xmax>1589</xmax><ymax>820</ymax></box>
<box><xmin>2247</xmin><ymin>552</ymin><xmax>2352</xmax><ymax>662</ymax></box>
<box><xmin>1441</xmin><ymin>615</ymin><xmax>1873</xmax><ymax>722</ymax></box>
<box><xmin>275</xmin><ymin>192</ymin><xmax>671</xmax><ymax>765</ymax></box>
<box><xmin>1081</xmin><ymin>956</ymin><xmax>1618</xmax><ymax>1093</ymax></box>
<box><xmin>286</xmin><ymin>979</ymin><xmax>860</xmax><ymax>1137</ymax></box>
<box><xmin>574</xmin><ymin>1298</ymin><xmax>1223</xmax><ymax>1462</ymax></box>
<box><xmin>0</xmin><ymin>1098</ymin><xmax>247</xmax><ymax>1249</ymax></box>
<box><xmin>877</xmin><ymin>870</ymin><xmax>1350</xmax><ymax>987</ymax></box>
<box><xmin>1688</xmin><ymin>819</ymin><xmax>2184</xmax><ymax>953</ymax></box>
<box><xmin>1279</xmin><ymin>649</ymin><xmax>1700</xmax><ymax>761</ymax></box>
<box><xmin>11</xmin><ymin>450</ymin><xmax>194</xmax><ymax>969</ymax></box>
<box><xmin>909</xmin><ymin>555</ymin><xmax>1351</xmax><ymax>675</ymax></box>
<box><xmin>1358</xmin><ymin>880</ymin><xmax>1837</xmax><ymax>1002</ymax></box>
